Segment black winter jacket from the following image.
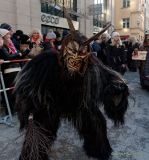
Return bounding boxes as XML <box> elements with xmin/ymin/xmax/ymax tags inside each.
<box><xmin>106</xmin><ymin>44</ymin><xmax>127</xmax><ymax>73</ymax></box>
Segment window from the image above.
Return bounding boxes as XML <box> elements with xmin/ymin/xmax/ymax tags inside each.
<box><xmin>93</xmin><ymin>18</ymin><xmax>102</xmax><ymax>27</ymax></box>
<box><xmin>122</xmin><ymin>18</ymin><xmax>130</xmax><ymax>28</ymax></box>
<box><xmin>93</xmin><ymin>0</ymin><xmax>106</xmax><ymax>28</ymax></box>
<box><xmin>41</xmin><ymin>0</ymin><xmax>77</xmax><ymax>20</ymax></box>
<box><xmin>123</xmin><ymin>0</ymin><xmax>130</xmax><ymax>8</ymax></box>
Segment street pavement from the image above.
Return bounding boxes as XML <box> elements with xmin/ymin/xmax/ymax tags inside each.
<box><xmin>0</xmin><ymin>71</ymin><xmax>149</xmax><ymax>160</ymax></box>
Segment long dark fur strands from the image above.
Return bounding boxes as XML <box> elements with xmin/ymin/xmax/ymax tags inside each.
<box><xmin>19</xmin><ymin>118</ymin><xmax>52</xmax><ymax>160</ymax></box>
<box><xmin>14</xmin><ymin>50</ymin><xmax>129</xmax><ymax>160</ymax></box>
<box><xmin>91</xmin><ymin>57</ymin><xmax>129</xmax><ymax>125</ymax></box>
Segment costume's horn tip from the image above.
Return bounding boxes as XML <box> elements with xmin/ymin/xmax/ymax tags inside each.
<box><xmin>104</xmin><ymin>22</ymin><xmax>111</xmax><ymax>27</ymax></box>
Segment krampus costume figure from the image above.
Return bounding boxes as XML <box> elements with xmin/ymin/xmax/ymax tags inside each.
<box><xmin>14</xmin><ymin>12</ymin><xmax>129</xmax><ymax>160</ymax></box>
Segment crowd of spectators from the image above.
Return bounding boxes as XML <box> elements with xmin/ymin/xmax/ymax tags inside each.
<box><xmin>91</xmin><ymin>31</ymin><xmax>142</xmax><ymax>75</ymax></box>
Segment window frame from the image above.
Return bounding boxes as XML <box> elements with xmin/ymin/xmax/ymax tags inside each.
<box><xmin>122</xmin><ymin>18</ymin><xmax>130</xmax><ymax>28</ymax></box>
<box><xmin>122</xmin><ymin>0</ymin><xmax>130</xmax><ymax>8</ymax></box>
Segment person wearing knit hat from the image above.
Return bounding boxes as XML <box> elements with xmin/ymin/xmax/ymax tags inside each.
<box><xmin>46</xmin><ymin>30</ymin><xmax>56</xmax><ymax>40</ymax></box>
<box><xmin>43</xmin><ymin>30</ymin><xmax>57</xmax><ymax>50</ymax></box>
<box><xmin>0</xmin><ymin>30</ymin><xmax>31</xmax><ymax>114</ymax></box>
<box><xmin>0</xmin><ymin>23</ymin><xmax>13</xmax><ymax>36</ymax></box>
<box><xmin>0</xmin><ymin>28</ymin><xmax>9</xmax><ymax>48</ymax></box>
<box><xmin>0</xmin><ymin>28</ymin><xmax>9</xmax><ymax>37</ymax></box>
<box><xmin>0</xmin><ymin>25</ymin><xmax>17</xmax><ymax>54</ymax></box>
<box><xmin>111</xmin><ymin>31</ymin><xmax>120</xmax><ymax>39</ymax></box>
<box><xmin>111</xmin><ymin>31</ymin><xmax>122</xmax><ymax>46</ymax></box>
<box><xmin>0</xmin><ymin>29</ymin><xmax>9</xmax><ymax>49</ymax></box>
<box><xmin>0</xmin><ymin>27</ymin><xmax>22</xmax><ymax>114</ymax></box>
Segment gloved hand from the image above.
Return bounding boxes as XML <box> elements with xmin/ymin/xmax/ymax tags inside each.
<box><xmin>104</xmin><ymin>81</ymin><xmax>128</xmax><ymax>95</ymax></box>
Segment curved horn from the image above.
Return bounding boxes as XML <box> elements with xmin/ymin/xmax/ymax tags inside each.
<box><xmin>82</xmin><ymin>22</ymin><xmax>111</xmax><ymax>46</ymax></box>
<box><xmin>56</xmin><ymin>4</ymin><xmax>77</xmax><ymax>50</ymax></box>
<box><xmin>63</xmin><ymin>7</ymin><xmax>77</xmax><ymax>50</ymax></box>
<box><xmin>56</xmin><ymin>4</ymin><xmax>76</xmax><ymax>34</ymax></box>
<box><xmin>63</xmin><ymin>7</ymin><xmax>76</xmax><ymax>33</ymax></box>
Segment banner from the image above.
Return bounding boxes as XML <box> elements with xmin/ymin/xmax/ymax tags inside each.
<box><xmin>132</xmin><ymin>51</ymin><xmax>147</xmax><ymax>60</ymax></box>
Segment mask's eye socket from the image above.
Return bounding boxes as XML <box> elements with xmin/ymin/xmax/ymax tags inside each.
<box><xmin>79</xmin><ymin>46</ymin><xmax>88</xmax><ymax>56</ymax></box>
<box><xmin>66</xmin><ymin>47</ymin><xmax>74</xmax><ymax>54</ymax></box>
<box><xmin>65</xmin><ymin>41</ymin><xmax>79</xmax><ymax>55</ymax></box>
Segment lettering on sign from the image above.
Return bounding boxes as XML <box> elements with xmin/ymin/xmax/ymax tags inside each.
<box><xmin>41</xmin><ymin>14</ymin><xmax>59</xmax><ymax>25</ymax></box>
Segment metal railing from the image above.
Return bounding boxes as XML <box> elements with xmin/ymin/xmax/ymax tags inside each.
<box><xmin>0</xmin><ymin>59</ymin><xmax>31</xmax><ymax>126</ymax></box>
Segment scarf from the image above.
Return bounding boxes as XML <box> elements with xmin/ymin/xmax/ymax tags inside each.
<box><xmin>8</xmin><ymin>40</ymin><xmax>17</xmax><ymax>54</ymax></box>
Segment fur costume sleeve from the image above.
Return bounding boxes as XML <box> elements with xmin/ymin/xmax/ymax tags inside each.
<box><xmin>96</xmin><ymin>61</ymin><xmax>129</xmax><ymax>125</ymax></box>
<box><xmin>79</xmin><ymin>55</ymin><xmax>129</xmax><ymax>126</ymax></box>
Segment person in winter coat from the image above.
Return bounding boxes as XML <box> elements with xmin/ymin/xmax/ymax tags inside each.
<box><xmin>28</xmin><ymin>29</ymin><xmax>43</xmax><ymax>58</ymax></box>
<box><xmin>138</xmin><ymin>33</ymin><xmax>149</xmax><ymax>88</ymax></box>
<box><xmin>12</xmin><ymin>30</ymin><xmax>24</xmax><ymax>50</ymax></box>
<box><xmin>0</xmin><ymin>23</ymin><xmax>18</xmax><ymax>55</ymax></box>
<box><xmin>91</xmin><ymin>38</ymin><xmax>101</xmax><ymax>57</ymax></box>
<box><xmin>54</xmin><ymin>31</ymin><xmax>62</xmax><ymax>51</ymax></box>
<box><xmin>0</xmin><ymin>23</ymin><xmax>13</xmax><ymax>36</ymax></box>
<box><xmin>127</xmin><ymin>37</ymin><xmax>139</xmax><ymax>72</ymax></box>
<box><xmin>106</xmin><ymin>32</ymin><xmax>127</xmax><ymax>75</ymax></box>
<box><xmin>42</xmin><ymin>30</ymin><xmax>57</xmax><ymax>51</ymax></box>
<box><xmin>0</xmin><ymin>28</ymin><xmax>30</xmax><ymax>114</ymax></box>
<box><xmin>99</xmin><ymin>33</ymin><xmax>110</xmax><ymax>65</ymax></box>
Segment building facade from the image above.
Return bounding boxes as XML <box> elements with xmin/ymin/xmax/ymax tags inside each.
<box><xmin>92</xmin><ymin>0</ymin><xmax>115</xmax><ymax>34</ymax></box>
<box><xmin>114</xmin><ymin>0</ymin><xmax>145</xmax><ymax>42</ymax></box>
<box><xmin>145</xmin><ymin>0</ymin><xmax>149</xmax><ymax>34</ymax></box>
<box><xmin>77</xmin><ymin>0</ymin><xmax>94</xmax><ymax>37</ymax></box>
<box><xmin>0</xmin><ymin>0</ymin><xmax>94</xmax><ymax>37</ymax></box>
<box><xmin>0</xmin><ymin>0</ymin><xmax>41</xmax><ymax>34</ymax></box>
<box><xmin>40</xmin><ymin>0</ymin><xmax>79</xmax><ymax>36</ymax></box>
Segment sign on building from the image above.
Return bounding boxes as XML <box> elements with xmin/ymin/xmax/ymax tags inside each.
<box><xmin>41</xmin><ymin>13</ymin><xmax>79</xmax><ymax>30</ymax></box>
